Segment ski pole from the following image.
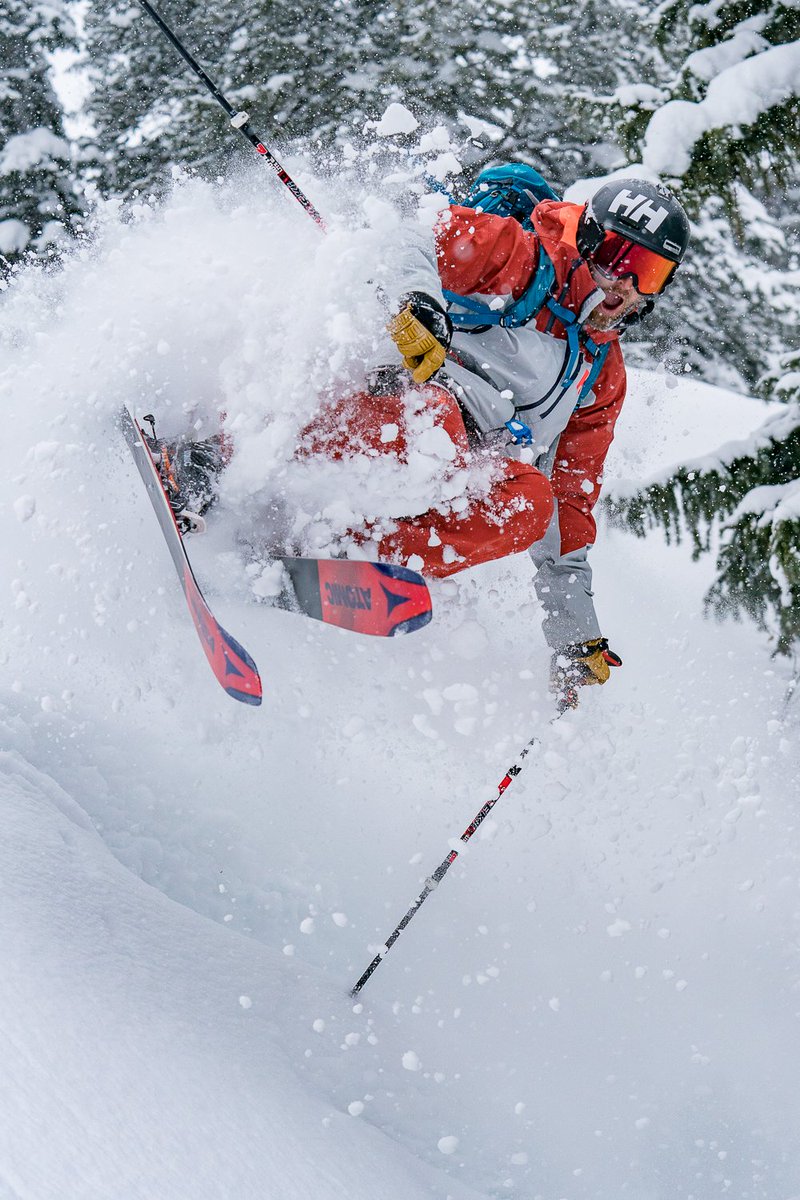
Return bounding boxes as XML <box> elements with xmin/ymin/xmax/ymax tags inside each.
<box><xmin>350</xmin><ymin>730</ymin><xmax>544</xmax><ymax>996</ymax></box>
<box><xmin>781</xmin><ymin>655</ymin><xmax>799</xmax><ymax>717</ymax></box>
<box><xmin>135</xmin><ymin>0</ymin><xmax>327</xmax><ymax>231</ymax></box>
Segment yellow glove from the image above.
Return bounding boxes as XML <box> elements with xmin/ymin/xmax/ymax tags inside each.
<box><xmin>388</xmin><ymin>292</ymin><xmax>452</xmax><ymax>384</ymax></box>
<box><xmin>551</xmin><ymin>638</ymin><xmax>622</xmax><ymax>712</ymax></box>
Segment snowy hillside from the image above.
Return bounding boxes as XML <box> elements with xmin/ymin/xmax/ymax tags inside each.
<box><xmin>1</xmin><ymin>180</ymin><xmax>799</xmax><ymax>1200</ymax></box>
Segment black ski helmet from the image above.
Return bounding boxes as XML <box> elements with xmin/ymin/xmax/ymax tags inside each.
<box><xmin>577</xmin><ymin>178</ymin><xmax>690</xmax><ymax>266</ymax></box>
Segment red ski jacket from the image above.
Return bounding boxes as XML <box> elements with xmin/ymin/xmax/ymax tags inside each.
<box><xmin>435</xmin><ymin>200</ymin><xmax>626</xmax><ymax>556</ymax></box>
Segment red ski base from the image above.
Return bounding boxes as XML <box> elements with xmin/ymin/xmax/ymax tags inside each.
<box><xmin>183</xmin><ymin>566</ymin><xmax>263</xmax><ymax>705</ymax></box>
<box><xmin>282</xmin><ymin>558</ymin><xmax>432</xmax><ymax>637</ymax></box>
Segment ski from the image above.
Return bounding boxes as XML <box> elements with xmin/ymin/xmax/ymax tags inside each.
<box><xmin>121</xmin><ymin>408</ymin><xmax>434</xmax><ymax>698</ymax></box>
<box><xmin>119</xmin><ymin>406</ymin><xmax>263</xmax><ymax>706</ymax></box>
<box><xmin>279</xmin><ymin>557</ymin><xmax>432</xmax><ymax>637</ymax></box>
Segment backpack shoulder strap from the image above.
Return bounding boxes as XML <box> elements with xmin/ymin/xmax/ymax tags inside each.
<box><xmin>544</xmin><ymin>289</ymin><xmax>612</xmax><ymax>404</ymax></box>
<box><xmin>443</xmin><ymin>243</ymin><xmax>556</xmax><ymax>330</ymax></box>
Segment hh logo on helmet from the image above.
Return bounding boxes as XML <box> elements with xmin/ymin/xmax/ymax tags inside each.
<box><xmin>607</xmin><ymin>189</ymin><xmax>669</xmax><ymax>233</ymax></box>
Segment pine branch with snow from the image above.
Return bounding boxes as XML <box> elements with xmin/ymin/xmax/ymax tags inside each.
<box><xmin>608</xmin><ymin>352</ymin><xmax>800</xmax><ymax>652</ymax></box>
<box><xmin>629</xmin><ymin>0</ymin><xmax>800</xmax><ymax>199</ymax></box>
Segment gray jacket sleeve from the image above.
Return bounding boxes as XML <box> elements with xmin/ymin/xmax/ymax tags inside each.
<box><xmin>529</xmin><ymin>500</ymin><xmax>602</xmax><ymax>652</ymax></box>
<box><xmin>374</xmin><ymin>225</ymin><xmax>446</xmax><ymax>310</ymax></box>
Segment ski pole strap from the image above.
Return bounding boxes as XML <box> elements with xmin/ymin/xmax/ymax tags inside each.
<box><xmin>135</xmin><ymin>0</ymin><xmax>327</xmax><ymax>231</ymax></box>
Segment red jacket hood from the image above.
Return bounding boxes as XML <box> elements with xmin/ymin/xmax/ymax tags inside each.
<box><xmin>532</xmin><ymin>200</ymin><xmax>620</xmax><ymax>346</ymax></box>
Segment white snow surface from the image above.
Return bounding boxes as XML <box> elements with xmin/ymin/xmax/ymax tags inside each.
<box><xmin>604</xmin><ymin>366</ymin><xmax>786</xmax><ymax>494</ymax></box>
<box><xmin>1</xmin><ymin>174</ymin><xmax>799</xmax><ymax>1200</ymax></box>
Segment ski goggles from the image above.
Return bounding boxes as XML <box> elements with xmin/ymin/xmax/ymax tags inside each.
<box><xmin>591</xmin><ymin>232</ymin><xmax>677</xmax><ymax>296</ymax></box>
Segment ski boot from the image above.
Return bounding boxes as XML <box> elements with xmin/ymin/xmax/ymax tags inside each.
<box><xmin>142</xmin><ymin>415</ymin><xmax>227</xmax><ymax>535</ymax></box>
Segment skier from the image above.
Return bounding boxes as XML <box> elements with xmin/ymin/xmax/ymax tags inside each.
<box><xmin>384</xmin><ymin>174</ymin><xmax>691</xmax><ymax>708</ymax></box>
<box><xmin>304</xmin><ymin>174</ymin><xmax>690</xmax><ymax>707</ymax></box>
<box><xmin>154</xmin><ymin>174</ymin><xmax>690</xmax><ymax>709</ymax></box>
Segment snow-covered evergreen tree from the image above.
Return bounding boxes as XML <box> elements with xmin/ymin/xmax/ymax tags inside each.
<box><xmin>84</xmin><ymin>0</ymin><xmax>420</xmax><ymax>195</ymax></box>
<box><xmin>325</xmin><ymin>0</ymin><xmax>645</xmax><ymax>188</ymax></box>
<box><xmin>84</xmin><ymin>0</ymin><xmax>223</xmax><ymax>195</ymax></box>
<box><xmin>603</xmin><ymin>3</ymin><xmax>800</xmax><ymax>653</ymax></box>
<box><xmin>707</xmin><ymin>352</ymin><xmax>800</xmax><ymax>654</ymax></box>
<box><xmin>83</xmin><ymin>0</ymin><xmax>647</xmax><ymax>199</ymax></box>
<box><xmin>0</xmin><ymin>0</ymin><xmax>78</xmax><ymax>262</ymax></box>
<box><xmin>609</xmin><ymin>355</ymin><xmax>800</xmax><ymax>652</ymax></box>
<box><xmin>605</xmin><ymin>0</ymin><xmax>800</xmax><ymax>387</ymax></box>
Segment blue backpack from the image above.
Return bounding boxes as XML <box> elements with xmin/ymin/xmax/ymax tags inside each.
<box><xmin>460</xmin><ymin>161</ymin><xmax>560</xmax><ymax>227</ymax></box>
<box><xmin>441</xmin><ymin>161</ymin><xmax>609</xmax><ymax>403</ymax></box>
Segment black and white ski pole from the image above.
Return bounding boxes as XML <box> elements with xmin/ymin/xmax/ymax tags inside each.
<box><xmin>135</xmin><ymin>0</ymin><xmax>327</xmax><ymax>231</ymax></box>
<box><xmin>350</xmin><ymin>730</ymin><xmax>544</xmax><ymax>996</ymax></box>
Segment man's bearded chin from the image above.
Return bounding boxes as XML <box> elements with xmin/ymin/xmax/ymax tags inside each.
<box><xmin>587</xmin><ymin>292</ymin><xmax>641</xmax><ymax>331</ymax></box>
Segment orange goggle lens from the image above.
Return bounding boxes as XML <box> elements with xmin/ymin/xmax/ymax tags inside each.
<box><xmin>592</xmin><ymin>232</ymin><xmax>677</xmax><ymax>296</ymax></box>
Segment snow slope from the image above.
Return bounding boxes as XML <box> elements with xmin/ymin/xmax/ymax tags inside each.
<box><xmin>1</xmin><ymin>177</ymin><xmax>798</xmax><ymax>1200</ymax></box>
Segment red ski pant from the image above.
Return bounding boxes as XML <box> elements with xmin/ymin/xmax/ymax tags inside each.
<box><xmin>299</xmin><ymin>381</ymin><xmax>554</xmax><ymax>579</ymax></box>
